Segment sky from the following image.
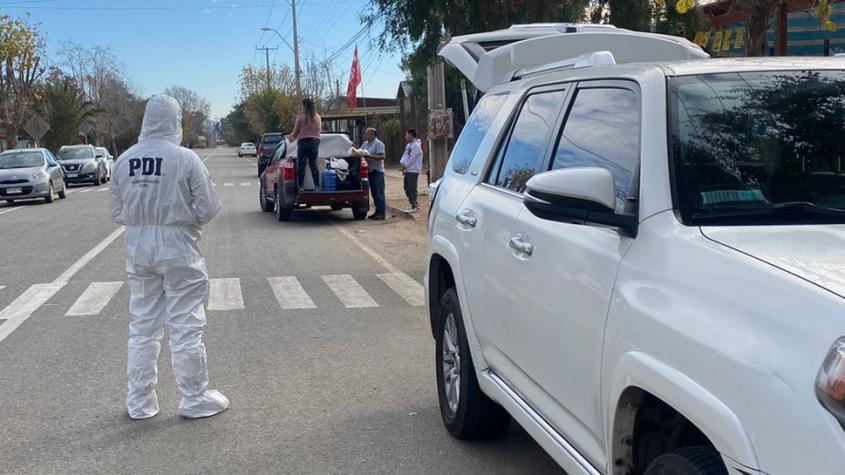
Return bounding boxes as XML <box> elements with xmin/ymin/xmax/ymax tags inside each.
<box><xmin>0</xmin><ymin>0</ymin><xmax>407</xmax><ymax>119</ymax></box>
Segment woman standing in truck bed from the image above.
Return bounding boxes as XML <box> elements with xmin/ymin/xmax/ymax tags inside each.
<box><xmin>288</xmin><ymin>98</ymin><xmax>322</xmax><ymax>191</ymax></box>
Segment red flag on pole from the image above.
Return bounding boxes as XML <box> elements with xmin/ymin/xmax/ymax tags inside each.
<box><xmin>346</xmin><ymin>47</ymin><xmax>362</xmax><ymax>110</ymax></box>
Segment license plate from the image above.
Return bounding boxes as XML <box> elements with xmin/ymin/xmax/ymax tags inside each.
<box><xmin>6</xmin><ymin>188</ymin><xmax>22</xmax><ymax>194</ymax></box>
<box><xmin>66</xmin><ymin>173</ymin><xmax>78</xmax><ymax>178</ymax></box>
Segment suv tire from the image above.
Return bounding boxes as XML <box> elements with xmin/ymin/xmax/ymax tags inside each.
<box><xmin>643</xmin><ymin>447</ymin><xmax>727</xmax><ymax>475</ymax></box>
<box><xmin>436</xmin><ymin>288</ymin><xmax>511</xmax><ymax>439</ymax></box>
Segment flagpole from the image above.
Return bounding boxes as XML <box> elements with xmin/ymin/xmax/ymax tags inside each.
<box><xmin>358</xmin><ymin>43</ymin><xmax>367</xmax><ymax>125</ymax></box>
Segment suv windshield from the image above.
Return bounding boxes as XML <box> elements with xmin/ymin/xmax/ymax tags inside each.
<box><xmin>0</xmin><ymin>151</ymin><xmax>44</xmax><ymax>169</ymax></box>
<box><xmin>58</xmin><ymin>147</ymin><xmax>94</xmax><ymax>160</ymax></box>
<box><xmin>670</xmin><ymin>70</ymin><xmax>845</xmax><ymax>225</ymax></box>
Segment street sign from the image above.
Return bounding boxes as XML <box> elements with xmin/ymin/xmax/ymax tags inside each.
<box><xmin>428</xmin><ymin>108</ymin><xmax>454</xmax><ymax>140</ymax></box>
<box><xmin>80</xmin><ymin>121</ymin><xmax>94</xmax><ymax>135</ymax></box>
<box><xmin>24</xmin><ymin>115</ymin><xmax>49</xmax><ymax>143</ymax></box>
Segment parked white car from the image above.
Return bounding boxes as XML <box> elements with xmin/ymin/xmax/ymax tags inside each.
<box><xmin>239</xmin><ymin>142</ymin><xmax>257</xmax><ymax>157</ymax></box>
<box><xmin>426</xmin><ymin>24</ymin><xmax>845</xmax><ymax>475</ymax></box>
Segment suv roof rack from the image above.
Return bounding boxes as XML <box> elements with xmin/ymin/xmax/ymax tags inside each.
<box><xmin>440</xmin><ymin>25</ymin><xmax>708</xmax><ymax>92</ymax></box>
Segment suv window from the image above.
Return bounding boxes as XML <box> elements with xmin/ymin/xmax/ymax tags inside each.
<box><xmin>487</xmin><ymin>90</ymin><xmax>567</xmax><ymax>193</ymax></box>
<box><xmin>450</xmin><ymin>94</ymin><xmax>507</xmax><ymax>175</ymax></box>
<box><xmin>551</xmin><ymin>87</ymin><xmax>640</xmax><ymax>213</ymax></box>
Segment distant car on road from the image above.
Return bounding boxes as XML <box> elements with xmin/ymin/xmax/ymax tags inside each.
<box><xmin>257</xmin><ymin>132</ymin><xmax>284</xmax><ymax>177</ymax></box>
<box><xmin>0</xmin><ymin>148</ymin><xmax>67</xmax><ymax>204</ymax></box>
<box><xmin>95</xmin><ymin>147</ymin><xmax>113</xmax><ymax>181</ymax></box>
<box><xmin>239</xmin><ymin>142</ymin><xmax>257</xmax><ymax>157</ymax></box>
<box><xmin>57</xmin><ymin>145</ymin><xmax>107</xmax><ymax>186</ymax></box>
<box><xmin>259</xmin><ymin>133</ymin><xmax>369</xmax><ymax>221</ymax></box>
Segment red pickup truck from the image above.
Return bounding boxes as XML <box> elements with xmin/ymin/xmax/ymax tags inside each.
<box><xmin>258</xmin><ymin>133</ymin><xmax>370</xmax><ymax>221</ymax></box>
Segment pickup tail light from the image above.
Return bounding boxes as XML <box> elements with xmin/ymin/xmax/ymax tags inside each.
<box><xmin>258</xmin><ymin>145</ymin><xmax>264</xmax><ymax>157</ymax></box>
<box><xmin>281</xmin><ymin>159</ymin><xmax>296</xmax><ymax>181</ymax></box>
<box><xmin>816</xmin><ymin>337</ymin><xmax>845</xmax><ymax>428</ymax></box>
<box><xmin>360</xmin><ymin>158</ymin><xmax>368</xmax><ymax>179</ymax></box>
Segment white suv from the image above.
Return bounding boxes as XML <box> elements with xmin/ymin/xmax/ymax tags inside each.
<box><xmin>426</xmin><ymin>24</ymin><xmax>845</xmax><ymax>475</ymax></box>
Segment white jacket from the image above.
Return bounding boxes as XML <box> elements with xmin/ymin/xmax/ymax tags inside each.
<box><xmin>110</xmin><ymin>95</ymin><xmax>221</xmax><ymax>265</ymax></box>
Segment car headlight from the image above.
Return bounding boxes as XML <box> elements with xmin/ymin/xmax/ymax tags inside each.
<box><xmin>816</xmin><ymin>337</ymin><xmax>845</xmax><ymax>428</ymax></box>
<box><xmin>32</xmin><ymin>170</ymin><xmax>47</xmax><ymax>181</ymax></box>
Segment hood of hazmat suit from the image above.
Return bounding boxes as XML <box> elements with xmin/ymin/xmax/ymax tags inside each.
<box><xmin>110</xmin><ymin>95</ymin><xmax>229</xmax><ymax>420</ymax></box>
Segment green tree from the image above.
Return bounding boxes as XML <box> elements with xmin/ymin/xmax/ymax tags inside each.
<box><xmin>41</xmin><ymin>70</ymin><xmax>98</xmax><ymax>152</ymax></box>
<box><xmin>365</xmin><ymin>0</ymin><xmax>591</xmax><ymax>129</ymax></box>
<box><xmin>0</xmin><ymin>15</ymin><xmax>45</xmax><ymax>148</ymax></box>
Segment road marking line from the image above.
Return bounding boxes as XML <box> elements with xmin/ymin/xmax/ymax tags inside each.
<box><xmin>240</xmin><ymin>182</ymin><xmax>252</xmax><ymax>186</ymax></box>
<box><xmin>0</xmin><ymin>285</ymin><xmax>5</xmax><ymax>291</ymax></box>
<box><xmin>322</xmin><ymin>274</ymin><xmax>379</xmax><ymax>308</ymax></box>
<box><xmin>0</xmin><ymin>207</ymin><xmax>22</xmax><ymax>216</ymax></box>
<box><xmin>207</xmin><ymin>278</ymin><xmax>245</xmax><ymax>311</ymax></box>
<box><xmin>78</xmin><ymin>188</ymin><xmax>94</xmax><ymax>193</ymax></box>
<box><xmin>223</xmin><ymin>183</ymin><xmax>234</xmax><ymax>187</ymax></box>
<box><xmin>377</xmin><ymin>273</ymin><xmax>425</xmax><ymax>306</ymax></box>
<box><xmin>331</xmin><ymin>224</ymin><xmax>400</xmax><ymax>274</ymax></box>
<box><xmin>0</xmin><ymin>226</ymin><xmax>124</xmax><ymax>343</ymax></box>
<box><xmin>201</xmin><ymin>151</ymin><xmax>217</xmax><ymax>163</ymax></box>
<box><xmin>66</xmin><ymin>281</ymin><xmax>124</xmax><ymax>316</ymax></box>
<box><xmin>0</xmin><ymin>283</ymin><xmax>66</xmax><ymax>342</ymax></box>
<box><xmin>54</xmin><ymin>227</ymin><xmax>125</xmax><ymax>284</ymax></box>
<box><xmin>267</xmin><ymin>277</ymin><xmax>316</xmax><ymax>309</ymax></box>
<box><xmin>97</xmin><ymin>187</ymin><xmax>110</xmax><ymax>192</ymax></box>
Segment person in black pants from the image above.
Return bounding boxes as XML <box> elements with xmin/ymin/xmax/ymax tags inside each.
<box><xmin>288</xmin><ymin>98</ymin><xmax>322</xmax><ymax>191</ymax></box>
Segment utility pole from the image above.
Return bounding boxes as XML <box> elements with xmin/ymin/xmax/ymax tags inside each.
<box><xmin>256</xmin><ymin>46</ymin><xmax>278</xmax><ymax>91</ymax></box>
<box><xmin>291</xmin><ymin>0</ymin><xmax>303</xmax><ymax>98</ymax></box>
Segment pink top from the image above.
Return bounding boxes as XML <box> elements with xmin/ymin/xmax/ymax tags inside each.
<box><xmin>292</xmin><ymin>113</ymin><xmax>321</xmax><ymax>140</ymax></box>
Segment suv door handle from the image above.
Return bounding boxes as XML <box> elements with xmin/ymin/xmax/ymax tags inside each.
<box><xmin>509</xmin><ymin>235</ymin><xmax>534</xmax><ymax>257</ymax></box>
<box><xmin>456</xmin><ymin>209</ymin><xmax>478</xmax><ymax>228</ymax></box>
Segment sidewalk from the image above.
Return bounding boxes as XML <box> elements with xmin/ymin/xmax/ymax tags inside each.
<box><xmin>383</xmin><ymin>167</ymin><xmax>429</xmax><ymax>224</ymax></box>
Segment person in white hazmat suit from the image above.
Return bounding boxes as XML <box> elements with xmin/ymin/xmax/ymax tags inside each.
<box><xmin>110</xmin><ymin>95</ymin><xmax>230</xmax><ymax>420</ymax></box>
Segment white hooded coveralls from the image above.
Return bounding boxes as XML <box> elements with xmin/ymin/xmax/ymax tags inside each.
<box><xmin>110</xmin><ymin>95</ymin><xmax>229</xmax><ymax>419</ymax></box>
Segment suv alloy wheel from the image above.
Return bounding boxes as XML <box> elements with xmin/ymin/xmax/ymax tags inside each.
<box><xmin>435</xmin><ymin>288</ymin><xmax>511</xmax><ymax>439</ymax></box>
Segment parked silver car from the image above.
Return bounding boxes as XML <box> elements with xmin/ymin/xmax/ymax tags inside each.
<box><xmin>57</xmin><ymin>144</ymin><xmax>108</xmax><ymax>186</ymax></box>
<box><xmin>0</xmin><ymin>148</ymin><xmax>67</xmax><ymax>204</ymax></box>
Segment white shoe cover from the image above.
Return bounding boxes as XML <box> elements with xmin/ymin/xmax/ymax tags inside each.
<box><xmin>179</xmin><ymin>390</ymin><xmax>230</xmax><ymax>419</ymax></box>
<box><xmin>128</xmin><ymin>392</ymin><xmax>160</xmax><ymax>420</ymax></box>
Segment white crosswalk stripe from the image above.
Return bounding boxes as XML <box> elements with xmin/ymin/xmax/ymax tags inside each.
<box><xmin>97</xmin><ymin>187</ymin><xmax>110</xmax><ymax>192</ymax></box>
<box><xmin>268</xmin><ymin>276</ymin><xmax>316</xmax><ymax>309</ymax></box>
<box><xmin>322</xmin><ymin>274</ymin><xmax>379</xmax><ymax>308</ymax></box>
<box><xmin>78</xmin><ymin>188</ymin><xmax>94</xmax><ymax>193</ymax></box>
<box><xmin>66</xmin><ymin>281</ymin><xmax>124</xmax><ymax>316</ymax></box>
<box><xmin>207</xmin><ymin>278</ymin><xmax>245</xmax><ymax>311</ymax></box>
<box><xmin>223</xmin><ymin>182</ymin><xmax>234</xmax><ymax>187</ymax></box>
<box><xmin>240</xmin><ymin>182</ymin><xmax>252</xmax><ymax>186</ymax></box>
<box><xmin>0</xmin><ymin>283</ymin><xmax>66</xmax><ymax>342</ymax></box>
<box><xmin>377</xmin><ymin>273</ymin><xmax>425</xmax><ymax>306</ymax></box>
<box><xmin>0</xmin><ymin>272</ymin><xmax>422</xmax><ymax>328</ymax></box>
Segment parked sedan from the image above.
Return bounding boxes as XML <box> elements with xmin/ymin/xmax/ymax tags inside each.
<box><xmin>57</xmin><ymin>144</ymin><xmax>107</xmax><ymax>186</ymax></box>
<box><xmin>0</xmin><ymin>148</ymin><xmax>67</xmax><ymax>204</ymax></box>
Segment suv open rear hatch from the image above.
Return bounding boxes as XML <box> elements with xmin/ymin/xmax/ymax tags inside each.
<box><xmin>439</xmin><ymin>23</ymin><xmax>709</xmax><ymax>92</ymax></box>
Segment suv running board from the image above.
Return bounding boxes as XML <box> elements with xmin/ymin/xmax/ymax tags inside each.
<box><xmin>481</xmin><ymin>370</ymin><xmax>602</xmax><ymax>475</ymax></box>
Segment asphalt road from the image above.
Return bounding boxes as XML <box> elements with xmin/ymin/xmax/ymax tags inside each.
<box><xmin>0</xmin><ymin>147</ymin><xmax>563</xmax><ymax>474</ymax></box>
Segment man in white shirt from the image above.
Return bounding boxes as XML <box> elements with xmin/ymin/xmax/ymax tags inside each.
<box><xmin>399</xmin><ymin>128</ymin><xmax>423</xmax><ymax>213</ymax></box>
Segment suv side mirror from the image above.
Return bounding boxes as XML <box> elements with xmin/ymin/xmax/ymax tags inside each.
<box><xmin>523</xmin><ymin>167</ymin><xmax>637</xmax><ymax>237</ymax></box>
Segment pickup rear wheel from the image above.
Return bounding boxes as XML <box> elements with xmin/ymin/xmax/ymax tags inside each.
<box><xmin>436</xmin><ymin>288</ymin><xmax>511</xmax><ymax>439</ymax></box>
<box><xmin>643</xmin><ymin>447</ymin><xmax>727</xmax><ymax>475</ymax></box>
<box><xmin>259</xmin><ymin>186</ymin><xmax>274</xmax><ymax>212</ymax></box>
<box><xmin>275</xmin><ymin>189</ymin><xmax>292</xmax><ymax>221</ymax></box>
<box><xmin>352</xmin><ymin>201</ymin><xmax>368</xmax><ymax>220</ymax></box>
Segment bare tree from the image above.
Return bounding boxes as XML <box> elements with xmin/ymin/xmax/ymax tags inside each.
<box><xmin>0</xmin><ymin>15</ymin><xmax>46</xmax><ymax>148</ymax></box>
